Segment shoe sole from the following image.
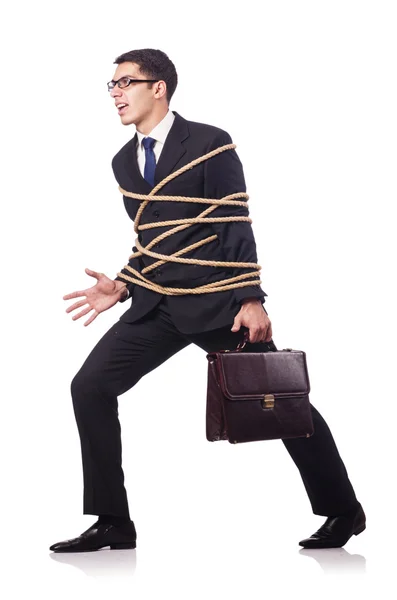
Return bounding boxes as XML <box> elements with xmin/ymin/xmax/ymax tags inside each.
<box><xmin>110</xmin><ymin>541</ymin><xmax>136</xmax><ymax>550</ymax></box>
<box><xmin>51</xmin><ymin>540</ymin><xmax>137</xmax><ymax>552</ymax></box>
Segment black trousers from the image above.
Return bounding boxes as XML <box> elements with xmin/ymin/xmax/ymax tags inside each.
<box><xmin>71</xmin><ymin>296</ymin><xmax>359</xmax><ymax>519</ymax></box>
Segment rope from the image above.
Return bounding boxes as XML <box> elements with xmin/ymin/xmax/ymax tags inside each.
<box><xmin>116</xmin><ymin>143</ymin><xmax>262</xmax><ymax>295</ymax></box>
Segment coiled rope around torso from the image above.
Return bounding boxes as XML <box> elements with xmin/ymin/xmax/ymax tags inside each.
<box><xmin>116</xmin><ymin>143</ymin><xmax>262</xmax><ymax>295</ymax></box>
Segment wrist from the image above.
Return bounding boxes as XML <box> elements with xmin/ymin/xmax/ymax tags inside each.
<box><xmin>118</xmin><ymin>286</ymin><xmax>129</xmax><ymax>302</ymax></box>
<box><xmin>114</xmin><ymin>279</ymin><xmax>127</xmax><ymax>292</ymax></box>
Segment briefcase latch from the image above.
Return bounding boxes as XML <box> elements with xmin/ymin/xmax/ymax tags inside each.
<box><xmin>263</xmin><ymin>394</ymin><xmax>275</xmax><ymax>409</ymax></box>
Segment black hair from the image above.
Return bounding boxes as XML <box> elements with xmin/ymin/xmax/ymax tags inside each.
<box><xmin>113</xmin><ymin>48</ymin><xmax>178</xmax><ymax>104</ymax></box>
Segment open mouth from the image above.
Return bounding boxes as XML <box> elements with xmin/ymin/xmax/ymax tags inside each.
<box><xmin>117</xmin><ymin>104</ymin><xmax>129</xmax><ymax>115</ymax></box>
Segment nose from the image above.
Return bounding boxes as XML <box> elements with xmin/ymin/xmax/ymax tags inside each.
<box><xmin>110</xmin><ymin>87</ymin><xmax>121</xmax><ymax>99</ymax></box>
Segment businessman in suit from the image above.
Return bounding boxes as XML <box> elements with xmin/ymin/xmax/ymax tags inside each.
<box><xmin>50</xmin><ymin>49</ymin><xmax>365</xmax><ymax>552</ymax></box>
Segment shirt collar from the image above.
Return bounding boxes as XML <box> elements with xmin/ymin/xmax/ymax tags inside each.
<box><xmin>136</xmin><ymin>109</ymin><xmax>175</xmax><ymax>148</ymax></box>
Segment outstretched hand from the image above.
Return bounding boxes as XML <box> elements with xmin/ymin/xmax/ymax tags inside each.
<box><xmin>63</xmin><ymin>268</ymin><xmax>127</xmax><ymax>326</ymax></box>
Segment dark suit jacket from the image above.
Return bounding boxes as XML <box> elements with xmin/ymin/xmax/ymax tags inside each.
<box><xmin>111</xmin><ymin>110</ymin><xmax>268</xmax><ymax>334</ymax></box>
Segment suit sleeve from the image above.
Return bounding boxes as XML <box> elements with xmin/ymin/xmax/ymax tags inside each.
<box><xmin>203</xmin><ymin>130</ymin><xmax>268</xmax><ymax>306</ymax></box>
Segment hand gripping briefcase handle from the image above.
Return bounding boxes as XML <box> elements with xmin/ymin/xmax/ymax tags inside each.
<box><xmin>205</xmin><ymin>331</ymin><xmax>314</xmax><ymax>444</ymax></box>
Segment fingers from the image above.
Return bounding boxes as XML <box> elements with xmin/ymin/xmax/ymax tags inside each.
<box><xmin>259</xmin><ymin>326</ymin><xmax>272</xmax><ymax>343</ymax></box>
<box><xmin>65</xmin><ymin>297</ymin><xmax>98</xmax><ymax>327</ymax></box>
<box><xmin>71</xmin><ymin>305</ymin><xmax>94</xmax><ymax>322</ymax></box>
<box><xmin>63</xmin><ymin>267</ymin><xmax>103</xmax><ymax>300</ymax></box>
<box><xmin>264</xmin><ymin>324</ymin><xmax>273</xmax><ymax>342</ymax></box>
<box><xmin>63</xmin><ymin>290</ymin><xmax>86</xmax><ymax>300</ymax></box>
<box><xmin>65</xmin><ymin>299</ymin><xmax>89</xmax><ymax>314</ymax></box>
<box><xmin>231</xmin><ymin>315</ymin><xmax>241</xmax><ymax>332</ymax></box>
<box><xmin>85</xmin><ymin>268</ymin><xmax>104</xmax><ymax>279</ymax></box>
<box><xmin>248</xmin><ymin>326</ymin><xmax>263</xmax><ymax>344</ymax></box>
<box><xmin>83</xmin><ymin>311</ymin><xmax>98</xmax><ymax>327</ymax></box>
<box><xmin>249</xmin><ymin>323</ymin><xmax>273</xmax><ymax>344</ymax></box>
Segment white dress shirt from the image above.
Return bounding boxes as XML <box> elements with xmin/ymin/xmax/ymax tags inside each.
<box><xmin>136</xmin><ymin>109</ymin><xmax>176</xmax><ymax>177</ymax></box>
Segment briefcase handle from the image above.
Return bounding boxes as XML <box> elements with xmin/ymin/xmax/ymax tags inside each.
<box><xmin>235</xmin><ymin>330</ymin><xmax>250</xmax><ymax>351</ymax></box>
<box><xmin>234</xmin><ymin>330</ymin><xmax>282</xmax><ymax>353</ymax></box>
<box><xmin>207</xmin><ymin>331</ymin><xmax>289</xmax><ymax>359</ymax></box>
<box><xmin>234</xmin><ymin>330</ymin><xmax>276</xmax><ymax>352</ymax></box>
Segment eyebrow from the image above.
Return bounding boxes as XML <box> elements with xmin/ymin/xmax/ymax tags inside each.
<box><xmin>117</xmin><ymin>74</ymin><xmax>139</xmax><ymax>80</ymax></box>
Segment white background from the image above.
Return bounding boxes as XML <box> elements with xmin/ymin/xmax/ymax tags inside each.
<box><xmin>1</xmin><ymin>0</ymin><xmax>396</xmax><ymax>597</ymax></box>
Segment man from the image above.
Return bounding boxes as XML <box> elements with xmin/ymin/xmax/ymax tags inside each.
<box><xmin>49</xmin><ymin>49</ymin><xmax>365</xmax><ymax>553</ymax></box>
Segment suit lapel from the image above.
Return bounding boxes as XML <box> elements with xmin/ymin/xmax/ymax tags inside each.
<box><xmin>122</xmin><ymin>133</ymin><xmax>152</xmax><ymax>193</ymax></box>
<box><xmin>153</xmin><ymin>111</ymin><xmax>189</xmax><ymax>186</ymax></box>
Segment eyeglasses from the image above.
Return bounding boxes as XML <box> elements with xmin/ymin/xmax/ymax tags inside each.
<box><xmin>107</xmin><ymin>76</ymin><xmax>159</xmax><ymax>92</ymax></box>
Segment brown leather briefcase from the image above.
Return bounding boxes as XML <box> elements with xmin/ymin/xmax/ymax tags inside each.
<box><xmin>206</xmin><ymin>332</ymin><xmax>314</xmax><ymax>444</ymax></box>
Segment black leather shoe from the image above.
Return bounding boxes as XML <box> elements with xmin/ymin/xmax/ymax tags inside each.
<box><xmin>298</xmin><ymin>502</ymin><xmax>366</xmax><ymax>549</ymax></box>
<box><xmin>49</xmin><ymin>520</ymin><xmax>137</xmax><ymax>552</ymax></box>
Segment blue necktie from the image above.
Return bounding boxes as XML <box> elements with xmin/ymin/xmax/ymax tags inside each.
<box><xmin>142</xmin><ymin>136</ymin><xmax>157</xmax><ymax>186</ymax></box>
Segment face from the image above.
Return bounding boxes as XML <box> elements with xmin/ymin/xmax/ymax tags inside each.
<box><xmin>109</xmin><ymin>61</ymin><xmax>165</xmax><ymax>126</ymax></box>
